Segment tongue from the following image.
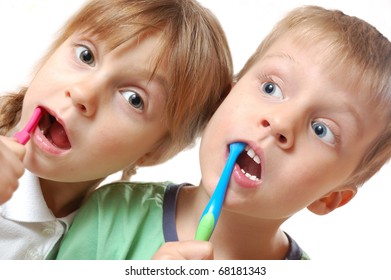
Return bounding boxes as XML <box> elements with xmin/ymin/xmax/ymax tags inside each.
<box><xmin>237</xmin><ymin>152</ymin><xmax>261</xmax><ymax>178</ymax></box>
<box><xmin>48</xmin><ymin>121</ymin><xmax>71</xmax><ymax>149</ymax></box>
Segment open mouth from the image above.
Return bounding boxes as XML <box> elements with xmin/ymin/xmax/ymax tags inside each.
<box><xmin>236</xmin><ymin>146</ymin><xmax>262</xmax><ymax>181</ymax></box>
<box><xmin>38</xmin><ymin>110</ymin><xmax>71</xmax><ymax>150</ymax></box>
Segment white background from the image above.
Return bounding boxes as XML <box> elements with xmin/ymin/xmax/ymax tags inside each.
<box><xmin>1</xmin><ymin>0</ymin><xmax>390</xmax><ymax>262</ymax></box>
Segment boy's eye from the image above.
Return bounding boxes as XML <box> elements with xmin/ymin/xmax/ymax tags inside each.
<box><xmin>121</xmin><ymin>90</ymin><xmax>145</xmax><ymax>110</ymax></box>
<box><xmin>311</xmin><ymin>121</ymin><xmax>335</xmax><ymax>144</ymax></box>
<box><xmin>75</xmin><ymin>46</ymin><xmax>95</xmax><ymax>66</ymax></box>
<box><xmin>261</xmin><ymin>82</ymin><xmax>283</xmax><ymax>98</ymax></box>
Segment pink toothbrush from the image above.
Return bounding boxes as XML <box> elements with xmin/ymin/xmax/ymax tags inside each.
<box><xmin>14</xmin><ymin>107</ymin><xmax>43</xmax><ymax>145</ymax></box>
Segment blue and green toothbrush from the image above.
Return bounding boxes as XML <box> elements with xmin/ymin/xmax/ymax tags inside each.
<box><xmin>195</xmin><ymin>142</ymin><xmax>246</xmax><ymax>241</ymax></box>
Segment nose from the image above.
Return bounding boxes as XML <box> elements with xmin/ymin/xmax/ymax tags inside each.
<box><xmin>261</xmin><ymin>113</ymin><xmax>295</xmax><ymax>150</ymax></box>
<box><xmin>66</xmin><ymin>80</ymin><xmax>99</xmax><ymax>117</ymax></box>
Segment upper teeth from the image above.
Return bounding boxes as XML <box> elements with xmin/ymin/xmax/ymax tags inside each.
<box><xmin>240</xmin><ymin>146</ymin><xmax>261</xmax><ymax>181</ymax></box>
<box><xmin>246</xmin><ymin>146</ymin><xmax>261</xmax><ymax>164</ymax></box>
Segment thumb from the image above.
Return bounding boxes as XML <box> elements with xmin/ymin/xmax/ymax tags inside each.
<box><xmin>179</xmin><ymin>241</ymin><xmax>214</xmax><ymax>260</ymax></box>
<box><xmin>0</xmin><ymin>136</ymin><xmax>26</xmax><ymax>161</ymax></box>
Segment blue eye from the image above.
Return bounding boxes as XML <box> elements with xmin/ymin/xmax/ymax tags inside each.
<box><xmin>261</xmin><ymin>82</ymin><xmax>283</xmax><ymax>98</ymax></box>
<box><xmin>75</xmin><ymin>46</ymin><xmax>95</xmax><ymax>66</ymax></box>
<box><xmin>121</xmin><ymin>90</ymin><xmax>144</xmax><ymax>110</ymax></box>
<box><xmin>311</xmin><ymin>121</ymin><xmax>335</xmax><ymax>144</ymax></box>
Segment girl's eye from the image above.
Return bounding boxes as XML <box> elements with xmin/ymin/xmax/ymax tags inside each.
<box><xmin>121</xmin><ymin>90</ymin><xmax>145</xmax><ymax>110</ymax></box>
<box><xmin>311</xmin><ymin>121</ymin><xmax>335</xmax><ymax>144</ymax></box>
<box><xmin>261</xmin><ymin>82</ymin><xmax>283</xmax><ymax>98</ymax></box>
<box><xmin>75</xmin><ymin>46</ymin><xmax>95</xmax><ymax>66</ymax></box>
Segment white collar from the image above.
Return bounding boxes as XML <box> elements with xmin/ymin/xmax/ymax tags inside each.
<box><xmin>1</xmin><ymin>170</ymin><xmax>76</xmax><ymax>228</ymax></box>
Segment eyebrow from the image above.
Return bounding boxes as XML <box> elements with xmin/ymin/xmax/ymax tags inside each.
<box><xmin>139</xmin><ymin>68</ymin><xmax>170</xmax><ymax>101</ymax></box>
<box><xmin>339</xmin><ymin>101</ymin><xmax>363</xmax><ymax>139</ymax></box>
<box><xmin>262</xmin><ymin>52</ymin><xmax>296</xmax><ymax>63</ymax></box>
<box><xmin>149</xmin><ymin>69</ymin><xmax>168</xmax><ymax>89</ymax></box>
<box><xmin>141</xmin><ymin>67</ymin><xmax>169</xmax><ymax>92</ymax></box>
<box><xmin>122</xmin><ymin>56</ymin><xmax>167</xmax><ymax>85</ymax></box>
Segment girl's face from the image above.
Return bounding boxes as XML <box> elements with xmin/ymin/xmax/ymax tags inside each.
<box><xmin>199</xmin><ymin>35</ymin><xmax>385</xmax><ymax>220</ymax></box>
<box><xmin>21</xmin><ymin>32</ymin><xmax>169</xmax><ymax>182</ymax></box>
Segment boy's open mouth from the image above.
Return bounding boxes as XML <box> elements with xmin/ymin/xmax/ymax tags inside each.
<box><xmin>236</xmin><ymin>146</ymin><xmax>262</xmax><ymax>181</ymax></box>
<box><xmin>38</xmin><ymin>110</ymin><xmax>71</xmax><ymax>150</ymax></box>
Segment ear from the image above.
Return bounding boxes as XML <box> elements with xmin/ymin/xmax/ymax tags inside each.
<box><xmin>307</xmin><ymin>186</ymin><xmax>357</xmax><ymax>215</ymax></box>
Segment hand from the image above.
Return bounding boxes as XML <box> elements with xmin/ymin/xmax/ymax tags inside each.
<box><xmin>0</xmin><ymin>135</ymin><xmax>26</xmax><ymax>204</ymax></box>
<box><xmin>152</xmin><ymin>240</ymin><xmax>214</xmax><ymax>260</ymax></box>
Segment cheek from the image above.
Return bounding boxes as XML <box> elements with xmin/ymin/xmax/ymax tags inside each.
<box><xmin>269</xmin><ymin>147</ymin><xmax>341</xmax><ymax>193</ymax></box>
<box><xmin>89</xmin><ymin>139</ymin><xmax>143</xmax><ymax>174</ymax></box>
<box><xmin>24</xmin><ymin>72</ymin><xmax>60</xmax><ymax>103</ymax></box>
<box><xmin>282</xmin><ymin>160</ymin><xmax>345</xmax><ymax>200</ymax></box>
<box><xmin>203</xmin><ymin>105</ymin><xmax>239</xmax><ymax>138</ymax></box>
<box><xmin>101</xmin><ymin>125</ymin><xmax>167</xmax><ymax>162</ymax></box>
<box><xmin>20</xmin><ymin>87</ymin><xmax>49</xmax><ymax>124</ymax></box>
<box><xmin>199</xmin><ymin>142</ymin><xmax>225</xmax><ymax>196</ymax></box>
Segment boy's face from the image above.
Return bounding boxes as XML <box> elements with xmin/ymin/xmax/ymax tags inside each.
<box><xmin>199</xmin><ymin>35</ymin><xmax>385</xmax><ymax>220</ymax></box>
<box><xmin>20</xmin><ymin>32</ymin><xmax>169</xmax><ymax>183</ymax></box>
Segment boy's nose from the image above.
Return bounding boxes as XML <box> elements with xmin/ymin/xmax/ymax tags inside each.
<box><xmin>261</xmin><ymin>113</ymin><xmax>295</xmax><ymax>150</ymax></box>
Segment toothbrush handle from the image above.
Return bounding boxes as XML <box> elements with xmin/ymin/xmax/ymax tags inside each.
<box><xmin>194</xmin><ymin>213</ymin><xmax>215</xmax><ymax>241</ymax></box>
<box><xmin>195</xmin><ymin>142</ymin><xmax>245</xmax><ymax>241</ymax></box>
<box><xmin>14</xmin><ymin>131</ymin><xmax>31</xmax><ymax>145</ymax></box>
<box><xmin>204</xmin><ymin>156</ymin><xmax>237</xmax><ymax>220</ymax></box>
<box><xmin>14</xmin><ymin>107</ymin><xmax>42</xmax><ymax>145</ymax></box>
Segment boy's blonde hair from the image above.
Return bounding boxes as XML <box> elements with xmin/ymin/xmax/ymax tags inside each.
<box><xmin>236</xmin><ymin>5</ymin><xmax>391</xmax><ymax>187</ymax></box>
<box><xmin>0</xmin><ymin>0</ymin><xmax>233</xmax><ymax>178</ymax></box>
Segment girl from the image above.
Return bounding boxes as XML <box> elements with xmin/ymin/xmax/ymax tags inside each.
<box><xmin>0</xmin><ymin>0</ymin><xmax>232</xmax><ymax>259</ymax></box>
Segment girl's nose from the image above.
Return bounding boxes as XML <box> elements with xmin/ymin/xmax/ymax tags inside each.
<box><xmin>66</xmin><ymin>81</ymin><xmax>99</xmax><ymax>117</ymax></box>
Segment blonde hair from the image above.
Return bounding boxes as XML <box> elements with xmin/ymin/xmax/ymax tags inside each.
<box><xmin>0</xmin><ymin>0</ymin><xmax>233</xmax><ymax>179</ymax></box>
<box><xmin>236</xmin><ymin>5</ymin><xmax>391</xmax><ymax>187</ymax></box>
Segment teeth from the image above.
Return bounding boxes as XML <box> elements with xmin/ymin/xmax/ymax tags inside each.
<box><xmin>240</xmin><ymin>146</ymin><xmax>261</xmax><ymax>181</ymax></box>
<box><xmin>247</xmin><ymin>147</ymin><xmax>255</xmax><ymax>157</ymax></box>
<box><xmin>246</xmin><ymin>147</ymin><xmax>261</xmax><ymax>165</ymax></box>
<box><xmin>241</xmin><ymin>169</ymin><xmax>260</xmax><ymax>181</ymax></box>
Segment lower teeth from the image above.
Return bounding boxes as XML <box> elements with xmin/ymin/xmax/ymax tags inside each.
<box><xmin>241</xmin><ymin>169</ymin><xmax>259</xmax><ymax>181</ymax></box>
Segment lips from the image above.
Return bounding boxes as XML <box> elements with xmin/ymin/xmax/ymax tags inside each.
<box><xmin>236</xmin><ymin>146</ymin><xmax>262</xmax><ymax>181</ymax></box>
<box><xmin>38</xmin><ymin>110</ymin><xmax>71</xmax><ymax>150</ymax></box>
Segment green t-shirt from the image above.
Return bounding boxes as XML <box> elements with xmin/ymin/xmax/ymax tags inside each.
<box><xmin>56</xmin><ymin>182</ymin><xmax>172</xmax><ymax>260</ymax></box>
<box><xmin>55</xmin><ymin>181</ymin><xmax>309</xmax><ymax>260</ymax></box>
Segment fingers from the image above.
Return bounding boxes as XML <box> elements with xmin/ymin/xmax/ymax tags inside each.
<box><xmin>0</xmin><ymin>136</ymin><xmax>26</xmax><ymax>204</ymax></box>
<box><xmin>152</xmin><ymin>240</ymin><xmax>214</xmax><ymax>260</ymax></box>
<box><xmin>0</xmin><ymin>135</ymin><xmax>26</xmax><ymax>160</ymax></box>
